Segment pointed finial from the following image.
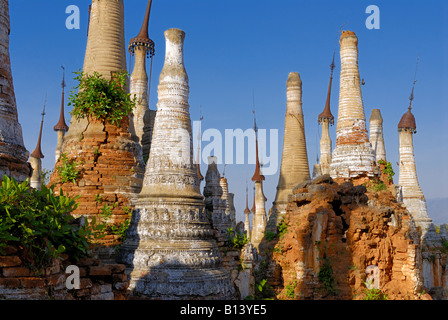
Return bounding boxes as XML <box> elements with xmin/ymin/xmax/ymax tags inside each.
<box><xmin>398</xmin><ymin>55</ymin><xmax>420</xmax><ymax>133</ymax></box>
<box><xmin>318</xmin><ymin>52</ymin><xmax>335</xmax><ymax>125</ymax></box>
<box><xmin>408</xmin><ymin>54</ymin><xmax>420</xmax><ymax>110</ymax></box>
<box><xmin>330</xmin><ymin>50</ymin><xmax>336</xmax><ymax>75</ymax></box>
<box><xmin>129</xmin><ymin>0</ymin><xmax>155</xmax><ymax>57</ymax></box>
<box><xmin>54</xmin><ymin>67</ymin><xmax>69</xmax><ymax>132</ymax></box>
<box><xmin>251</xmin><ymin>184</ymin><xmax>256</xmax><ymax>213</ymax></box>
<box><xmin>31</xmin><ymin>95</ymin><xmax>47</xmax><ymax>159</ymax></box>
<box><xmin>251</xmin><ymin>109</ymin><xmax>264</xmax><ymax>182</ymax></box>
<box><xmin>244</xmin><ymin>180</ymin><xmax>250</xmax><ymax>214</ymax></box>
<box><xmin>61</xmin><ymin>65</ymin><xmax>66</xmax><ymax>89</ymax></box>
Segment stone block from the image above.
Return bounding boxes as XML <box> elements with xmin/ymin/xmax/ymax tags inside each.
<box><xmin>113</xmin><ymin>281</ymin><xmax>129</xmax><ymax>291</ymax></box>
<box><xmin>2</xmin><ymin>267</ymin><xmax>31</xmax><ymax>277</ymax></box>
<box><xmin>0</xmin><ymin>277</ymin><xmax>20</xmax><ymax>288</ymax></box>
<box><xmin>89</xmin><ymin>266</ymin><xmax>112</xmax><ymax>276</ymax></box>
<box><xmin>2</xmin><ymin>245</ymin><xmax>18</xmax><ymax>255</ymax></box>
<box><xmin>112</xmin><ymin>273</ymin><xmax>128</xmax><ymax>282</ymax></box>
<box><xmin>91</xmin><ymin>292</ymin><xmax>114</xmax><ymax>300</ymax></box>
<box><xmin>0</xmin><ymin>255</ymin><xmax>22</xmax><ymax>267</ymax></box>
<box><xmin>91</xmin><ymin>283</ymin><xmax>112</xmax><ymax>295</ymax></box>
<box><xmin>19</xmin><ymin>277</ymin><xmax>46</xmax><ymax>288</ymax></box>
<box><xmin>311</xmin><ymin>174</ymin><xmax>333</xmax><ymax>185</ymax></box>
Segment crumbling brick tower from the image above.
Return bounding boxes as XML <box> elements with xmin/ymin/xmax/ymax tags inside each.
<box><xmin>50</xmin><ymin>0</ymin><xmax>144</xmax><ymax>231</ymax></box>
<box><xmin>0</xmin><ymin>0</ymin><xmax>30</xmax><ymax>182</ymax></box>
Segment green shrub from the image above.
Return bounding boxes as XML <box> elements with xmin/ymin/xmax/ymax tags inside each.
<box><xmin>0</xmin><ymin>176</ymin><xmax>89</xmax><ymax>269</ymax></box>
<box><xmin>56</xmin><ymin>153</ymin><xmax>81</xmax><ymax>184</ymax></box>
<box><xmin>277</xmin><ymin>218</ymin><xmax>288</xmax><ymax>239</ymax></box>
<box><xmin>226</xmin><ymin>227</ymin><xmax>249</xmax><ymax>249</ymax></box>
<box><xmin>88</xmin><ymin>203</ymin><xmax>132</xmax><ymax>244</ymax></box>
<box><xmin>363</xmin><ymin>282</ymin><xmax>388</xmax><ymax>300</ymax></box>
<box><xmin>285</xmin><ymin>281</ymin><xmax>297</xmax><ymax>299</ymax></box>
<box><xmin>264</xmin><ymin>231</ymin><xmax>276</xmax><ymax>241</ymax></box>
<box><xmin>68</xmin><ymin>70</ymin><xmax>136</xmax><ymax>126</ymax></box>
<box><xmin>378</xmin><ymin>159</ymin><xmax>395</xmax><ymax>183</ymax></box>
<box><xmin>318</xmin><ymin>258</ymin><xmax>337</xmax><ymax>295</ymax></box>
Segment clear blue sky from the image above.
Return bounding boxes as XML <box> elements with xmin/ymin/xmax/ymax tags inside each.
<box><xmin>8</xmin><ymin>0</ymin><xmax>448</xmax><ymax>223</ymax></box>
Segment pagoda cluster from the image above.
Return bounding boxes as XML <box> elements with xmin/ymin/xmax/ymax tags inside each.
<box><xmin>0</xmin><ymin>0</ymin><xmax>444</xmax><ymax>300</ymax></box>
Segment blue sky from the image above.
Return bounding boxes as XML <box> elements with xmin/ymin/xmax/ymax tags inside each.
<box><xmin>8</xmin><ymin>0</ymin><xmax>448</xmax><ymax>223</ymax></box>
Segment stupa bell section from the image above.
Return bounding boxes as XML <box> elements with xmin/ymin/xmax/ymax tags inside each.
<box><xmin>269</xmin><ymin>72</ymin><xmax>310</xmax><ymax>231</ymax></box>
<box><xmin>117</xmin><ymin>29</ymin><xmax>234</xmax><ymax>299</ymax></box>
<box><xmin>0</xmin><ymin>0</ymin><xmax>30</xmax><ymax>182</ymax></box>
<box><xmin>329</xmin><ymin>31</ymin><xmax>379</xmax><ymax>179</ymax></box>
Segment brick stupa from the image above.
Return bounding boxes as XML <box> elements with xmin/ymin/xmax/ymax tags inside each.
<box><xmin>50</xmin><ymin>0</ymin><xmax>145</xmax><ymax>235</ymax></box>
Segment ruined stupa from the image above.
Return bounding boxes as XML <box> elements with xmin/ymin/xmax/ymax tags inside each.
<box><xmin>0</xmin><ymin>0</ymin><xmax>30</xmax><ymax>182</ymax></box>
<box><xmin>129</xmin><ymin>0</ymin><xmax>156</xmax><ymax>163</ymax></box>
<box><xmin>203</xmin><ymin>156</ymin><xmax>230</xmax><ymax>243</ymax></box>
<box><xmin>53</xmin><ymin>67</ymin><xmax>69</xmax><ymax>163</ymax></box>
<box><xmin>269</xmin><ymin>72</ymin><xmax>310</xmax><ymax>232</ymax></box>
<box><xmin>397</xmin><ymin>95</ymin><xmax>432</xmax><ymax>236</ymax></box>
<box><xmin>117</xmin><ymin>29</ymin><xmax>234</xmax><ymax>299</ymax></box>
<box><xmin>329</xmin><ymin>31</ymin><xmax>379</xmax><ymax>179</ymax></box>
<box><xmin>50</xmin><ymin>0</ymin><xmax>145</xmax><ymax>227</ymax></box>
<box><xmin>317</xmin><ymin>54</ymin><xmax>336</xmax><ymax>176</ymax></box>
<box><xmin>369</xmin><ymin>109</ymin><xmax>386</xmax><ymax>162</ymax></box>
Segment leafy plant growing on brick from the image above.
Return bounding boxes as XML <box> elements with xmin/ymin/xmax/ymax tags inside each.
<box><xmin>285</xmin><ymin>281</ymin><xmax>297</xmax><ymax>299</ymax></box>
<box><xmin>226</xmin><ymin>227</ymin><xmax>249</xmax><ymax>249</ymax></box>
<box><xmin>363</xmin><ymin>281</ymin><xmax>388</xmax><ymax>300</ymax></box>
<box><xmin>378</xmin><ymin>159</ymin><xmax>395</xmax><ymax>183</ymax></box>
<box><xmin>0</xmin><ymin>176</ymin><xmax>90</xmax><ymax>269</ymax></box>
<box><xmin>68</xmin><ymin>70</ymin><xmax>136</xmax><ymax>126</ymax></box>
<box><xmin>277</xmin><ymin>218</ymin><xmax>288</xmax><ymax>239</ymax></box>
<box><xmin>56</xmin><ymin>153</ymin><xmax>81</xmax><ymax>184</ymax></box>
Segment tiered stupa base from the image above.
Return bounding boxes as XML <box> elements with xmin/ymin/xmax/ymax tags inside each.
<box><xmin>117</xmin><ymin>198</ymin><xmax>235</xmax><ymax>299</ymax></box>
<box><xmin>329</xmin><ymin>142</ymin><xmax>379</xmax><ymax>179</ymax></box>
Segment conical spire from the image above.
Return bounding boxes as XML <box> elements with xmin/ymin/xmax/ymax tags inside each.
<box><xmin>251</xmin><ymin>185</ymin><xmax>256</xmax><ymax>213</ymax></box>
<box><xmin>129</xmin><ymin>0</ymin><xmax>155</xmax><ymax>57</ymax></box>
<box><xmin>244</xmin><ymin>182</ymin><xmax>250</xmax><ymax>214</ymax></box>
<box><xmin>31</xmin><ymin>97</ymin><xmax>46</xmax><ymax>159</ymax></box>
<box><xmin>318</xmin><ymin>52</ymin><xmax>335</xmax><ymax>124</ymax></box>
<box><xmin>53</xmin><ymin>66</ymin><xmax>69</xmax><ymax>132</ymax></box>
<box><xmin>251</xmin><ymin>111</ymin><xmax>265</xmax><ymax>182</ymax></box>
